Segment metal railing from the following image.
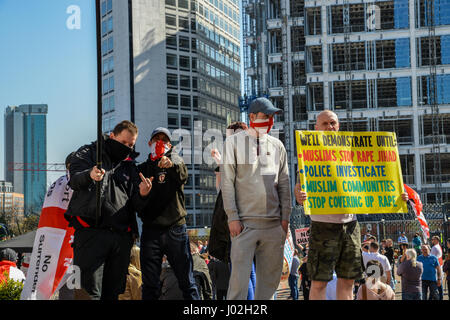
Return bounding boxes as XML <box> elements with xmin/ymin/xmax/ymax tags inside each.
<box><xmin>378</xmin><ymin>98</ymin><xmax>402</xmax><ymax>108</ymax></box>
<box><xmin>423</xmin><ymin>174</ymin><xmax>450</xmax><ymax>185</ymax></box>
<box><xmin>397</xmin><ymin>136</ymin><xmax>414</xmax><ymax>145</ymax></box>
<box><xmin>333</xmin><ymin>99</ymin><xmax>368</xmax><ymax>109</ymax></box>
<box><xmin>332</xmin><ymin>61</ymin><xmax>366</xmax><ymax>72</ymax></box>
<box><xmin>402</xmin><ymin>175</ymin><xmax>416</xmax><ymax>184</ymax></box>
<box><xmin>421</xmin><ymin>134</ymin><xmax>448</xmax><ymax>145</ymax></box>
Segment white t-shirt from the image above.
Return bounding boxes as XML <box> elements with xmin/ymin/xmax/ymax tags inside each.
<box><xmin>8</xmin><ymin>266</ymin><xmax>26</xmax><ymax>283</ymax></box>
<box><xmin>431</xmin><ymin>244</ymin><xmax>443</xmax><ymax>280</ymax></box>
<box><xmin>431</xmin><ymin>244</ymin><xmax>442</xmax><ymax>260</ymax></box>
<box><xmin>362</xmin><ymin>251</ymin><xmax>392</xmax><ymax>283</ymax></box>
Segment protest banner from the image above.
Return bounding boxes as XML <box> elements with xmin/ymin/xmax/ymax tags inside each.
<box><xmin>277</xmin><ymin>227</ymin><xmax>295</xmax><ymax>291</ymax></box>
<box><xmin>295</xmin><ymin>228</ymin><xmax>310</xmax><ymax>246</ymax></box>
<box><xmin>21</xmin><ymin>175</ymin><xmax>74</xmax><ymax>300</ymax></box>
<box><xmin>296</xmin><ymin>130</ymin><xmax>407</xmax><ymax>215</ymax></box>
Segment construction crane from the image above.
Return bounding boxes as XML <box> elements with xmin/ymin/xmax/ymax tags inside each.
<box><xmin>8</xmin><ymin>163</ymin><xmax>66</xmax><ymax>172</ymax></box>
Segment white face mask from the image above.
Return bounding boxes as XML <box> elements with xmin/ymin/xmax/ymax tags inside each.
<box><xmin>250</xmin><ymin>118</ymin><xmax>274</xmax><ymax>135</ymax></box>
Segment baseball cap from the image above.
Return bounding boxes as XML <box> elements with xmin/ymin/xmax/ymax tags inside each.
<box><xmin>248</xmin><ymin>97</ymin><xmax>282</xmax><ymax>115</ymax></box>
<box><xmin>150</xmin><ymin>127</ymin><xmax>172</xmax><ymax>142</ymax></box>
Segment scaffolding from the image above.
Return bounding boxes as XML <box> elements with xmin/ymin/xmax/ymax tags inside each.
<box><xmin>426</xmin><ymin>0</ymin><xmax>444</xmax><ymax>209</ymax></box>
<box><xmin>242</xmin><ymin>0</ymin><xmax>260</xmax><ymax>99</ymax></box>
<box><xmin>281</xmin><ymin>0</ymin><xmax>291</xmax><ymax>164</ymax></box>
<box><xmin>343</xmin><ymin>0</ymin><xmax>353</xmax><ymax>131</ymax></box>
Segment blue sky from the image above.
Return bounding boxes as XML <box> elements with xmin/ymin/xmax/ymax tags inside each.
<box><xmin>0</xmin><ymin>0</ymin><xmax>98</xmax><ymax>184</ymax></box>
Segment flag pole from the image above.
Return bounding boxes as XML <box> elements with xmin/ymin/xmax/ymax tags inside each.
<box><xmin>95</xmin><ymin>0</ymin><xmax>102</xmax><ymax>227</ymax></box>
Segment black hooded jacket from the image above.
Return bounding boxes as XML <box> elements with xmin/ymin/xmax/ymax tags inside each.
<box><xmin>137</xmin><ymin>149</ymin><xmax>188</xmax><ymax>229</ymax></box>
<box><xmin>65</xmin><ymin>135</ymin><xmax>149</xmax><ymax>233</ymax></box>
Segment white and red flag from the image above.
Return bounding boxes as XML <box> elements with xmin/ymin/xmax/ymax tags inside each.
<box><xmin>404</xmin><ymin>184</ymin><xmax>430</xmax><ymax>243</ymax></box>
<box><xmin>20</xmin><ymin>175</ymin><xmax>74</xmax><ymax>300</ymax></box>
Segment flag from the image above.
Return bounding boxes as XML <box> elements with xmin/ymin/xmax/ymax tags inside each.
<box><xmin>276</xmin><ymin>226</ymin><xmax>295</xmax><ymax>293</ymax></box>
<box><xmin>20</xmin><ymin>175</ymin><xmax>74</xmax><ymax>300</ymax></box>
<box><xmin>404</xmin><ymin>184</ymin><xmax>430</xmax><ymax>243</ymax></box>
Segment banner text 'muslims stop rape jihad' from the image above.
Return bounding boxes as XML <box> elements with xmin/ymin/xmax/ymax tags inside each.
<box><xmin>295</xmin><ymin>131</ymin><xmax>408</xmax><ymax>215</ymax></box>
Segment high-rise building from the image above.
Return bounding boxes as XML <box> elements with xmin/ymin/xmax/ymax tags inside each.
<box><xmin>243</xmin><ymin>0</ymin><xmax>450</xmax><ymax>208</ymax></box>
<box><xmin>4</xmin><ymin>104</ymin><xmax>48</xmax><ymax>213</ymax></box>
<box><xmin>242</xmin><ymin>0</ymin><xmax>307</xmax><ymax>199</ymax></box>
<box><xmin>0</xmin><ymin>181</ymin><xmax>25</xmax><ymax>228</ymax></box>
<box><xmin>99</xmin><ymin>0</ymin><xmax>241</xmax><ymax>227</ymax></box>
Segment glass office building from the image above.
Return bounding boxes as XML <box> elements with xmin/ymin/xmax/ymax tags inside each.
<box><xmin>99</xmin><ymin>0</ymin><xmax>241</xmax><ymax>227</ymax></box>
<box><xmin>4</xmin><ymin>105</ymin><xmax>48</xmax><ymax>213</ymax></box>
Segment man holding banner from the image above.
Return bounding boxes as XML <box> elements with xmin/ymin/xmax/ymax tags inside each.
<box><xmin>294</xmin><ymin>110</ymin><xmax>408</xmax><ymax>300</ymax></box>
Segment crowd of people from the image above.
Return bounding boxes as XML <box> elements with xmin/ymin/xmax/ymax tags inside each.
<box><xmin>286</xmin><ymin>233</ymin><xmax>449</xmax><ymax>300</ymax></box>
<box><xmin>1</xmin><ymin>98</ymin><xmax>449</xmax><ymax>302</ymax></box>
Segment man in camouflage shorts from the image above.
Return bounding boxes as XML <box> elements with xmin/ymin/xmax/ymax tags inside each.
<box><xmin>295</xmin><ymin>110</ymin><xmax>408</xmax><ymax>300</ymax></box>
<box><xmin>307</xmin><ymin>220</ymin><xmax>363</xmax><ymax>283</ymax></box>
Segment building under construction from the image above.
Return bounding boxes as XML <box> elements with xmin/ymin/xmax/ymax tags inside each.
<box><xmin>242</xmin><ymin>0</ymin><xmax>450</xmax><ymax>216</ymax></box>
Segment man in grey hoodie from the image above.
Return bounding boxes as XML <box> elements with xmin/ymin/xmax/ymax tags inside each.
<box><xmin>221</xmin><ymin>97</ymin><xmax>292</xmax><ymax>300</ymax></box>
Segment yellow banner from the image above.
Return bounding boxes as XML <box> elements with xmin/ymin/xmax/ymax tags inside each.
<box><xmin>295</xmin><ymin>131</ymin><xmax>408</xmax><ymax>215</ymax></box>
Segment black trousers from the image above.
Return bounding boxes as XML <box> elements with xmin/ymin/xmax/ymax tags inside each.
<box><xmin>216</xmin><ymin>289</ymin><xmax>227</xmax><ymax>300</ymax></box>
<box><xmin>73</xmin><ymin>228</ymin><xmax>133</xmax><ymax>300</ymax></box>
<box><xmin>140</xmin><ymin>224</ymin><xmax>199</xmax><ymax>300</ymax></box>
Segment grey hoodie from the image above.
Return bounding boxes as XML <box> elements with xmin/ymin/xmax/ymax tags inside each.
<box><xmin>220</xmin><ymin>130</ymin><xmax>292</xmax><ymax>229</ymax></box>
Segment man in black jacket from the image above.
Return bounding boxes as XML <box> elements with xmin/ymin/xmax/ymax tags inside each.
<box><xmin>137</xmin><ymin>127</ymin><xmax>199</xmax><ymax>300</ymax></box>
<box><xmin>66</xmin><ymin>120</ymin><xmax>152</xmax><ymax>300</ymax></box>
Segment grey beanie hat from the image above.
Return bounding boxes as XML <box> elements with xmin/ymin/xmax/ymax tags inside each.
<box><xmin>0</xmin><ymin>248</ymin><xmax>18</xmax><ymax>262</ymax></box>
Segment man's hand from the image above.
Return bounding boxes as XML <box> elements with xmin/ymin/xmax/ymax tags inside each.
<box><xmin>294</xmin><ymin>183</ymin><xmax>307</xmax><ymax>205</ymax></box>
<box><xmin>211</xmin><ymin>148</ymin><xmax>221</xmax><ymax>165</ymax></box>
<box><xmin>281</xmin><ymin>220</ymin><xmax>289</xmax><ymax>234</ymax></box>
<box><xmin>437</xmin><ymin>279</ymin><xmax>441</xmax><ymax>287</ymax></box>
<box><xmin>139</xmin><ymin>173</ymin><xmax>153</xmax><ymax>197</ymax></box>
<box><xmin>228</xmin><ymin>220</ymin><xmax>243</xmax><ymax>238</ymax></box>
<box><xmin>158</xmin><ymin>156</ymin><xmax>173</xmax><ymax>169</ymax></box>
<box><xmin>401</xmin><ymin>192</ymin><xmax>408</xmax><ymax>202</ymax></box>
<box><xmin>90</xmin><ymin>166</ymin><xmax>106</xmax><ymax>182</ymax></box>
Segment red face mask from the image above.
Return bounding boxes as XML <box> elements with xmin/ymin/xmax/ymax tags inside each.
<box><xmin>149</xmin><ymin>140</ymin><xmax>168</xmax><ymax>161</ymax></box>
<box><xmin>250</xmin><ymin>117</ymin><xmax>274</xmax><ymax>134</ymax></box>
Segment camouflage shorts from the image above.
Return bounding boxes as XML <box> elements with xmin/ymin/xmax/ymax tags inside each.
<box><xmin>307</xmin><ymin>220</ymin><xmax>364</xmax><ymax>282</ymax></box>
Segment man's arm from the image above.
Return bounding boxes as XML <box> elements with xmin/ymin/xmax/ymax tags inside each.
<box><xmin>68</xmin><ymin>145</ymin><xmax>97</xmax><ymax>191</ymax></box>
<box><xmin>130</xmin><ymin>162</ymin><xmax>153</xmax><ymax>213</ymax></box>
<box><xmin>277</xmin><ymin>143</ymin><xmax>292</xmax><ymax>232</ymax></box>
<box><xmin>397</xmin><ymin>259</ymin><xmax>405</xmax><ymax>276</ymax></box>
<box><xmin>294</xmin><ymin>183</ymin><xmax>307</xmax><ymax>205</ymax></box>
<box><xmin>385</xmin><ymin>270</ymin><xmax>391</xmax><ymax>285</ymax></box>
<box><xmin>443</xmin><ymin>261</ymin><xmax>449</xmax><ymax>274</ymax></box>
<box><xmin>220</xmin><ymin>136</ymin><xmax>242</xmax><ymax>236</ymax></box>
<box><xmin>436</xmin><ymin>266</ymin><xmax>442</xmax><ymax>287</ymax></box>
<box><xmin>164</xmin><ymin>153</ymin><xmax>188</xmax><ymax>186</ymax></box>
